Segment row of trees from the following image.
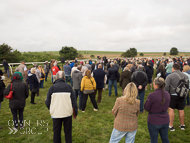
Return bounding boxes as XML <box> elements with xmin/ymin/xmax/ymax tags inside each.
<box><xmin>0</xmin><ymin>44</ymin><xmax>79</xmax><ymax>63</ymax></box>
<box><xmin>120</xmin><ymin>47</ymin><xmax>179</xmax><ymax>57</ymax></box>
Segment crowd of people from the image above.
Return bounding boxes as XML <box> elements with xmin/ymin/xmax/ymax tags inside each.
<box><xmin>0</xmin><ymin>55</ymin><xmax>190</xmax><ymax>143</ymax></box>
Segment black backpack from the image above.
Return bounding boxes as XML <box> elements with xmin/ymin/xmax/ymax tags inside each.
<box><xmin>170</xmin><ymin>73</ymin><xmax>189</xmax><ymax>98</ymax></box>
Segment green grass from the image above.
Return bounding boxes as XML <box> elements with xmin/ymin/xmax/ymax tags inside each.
<box><xmin>0</xmin><ymin>69</ymin><xmax>190</xmax><ymax>143</ymax></box>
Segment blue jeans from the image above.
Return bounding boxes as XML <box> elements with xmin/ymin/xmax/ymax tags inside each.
<box><xmin>39</xmin><ymin>80</ymin><xmax>44</xmax><ymax>88</ymax></box>
<box><xmin>65</xmin><ymin>76</ymin><xmax>73</xmax><ymax>87</ymax></box>
<box><xmin>4</xmin><ymin>69</ymin><xmax>10</xmax><ymax>77</ymax></box>
<box><xmin>108</xmin><ymin>80</ymin><xmax>118</xmax><ymax>96</ymax></box>
<box><xmin>74</xmin><ymin>89</ymin><xmax>83</xmax><ymax>110</ymax></box>
<box><xmin>166</xmin><ymin>73</ymin><xmax>171</xmax><ymax>77</ymax></box>
<box><xmin>109</xmin><ymin>128</ymin><xmax>137</xmax><ymax>143</ymax></box>
<box><xmin>138</xmin><ymin>90</ymin><xmax>145</xmax><ymax>112</ymax></box>
<box><xmin>45</xmin><ymin>72</ymin><xmax>48</xmax><ymax>81</ymax></box>
<box><xmin>148</xmin><ymin>123</ymin><xmax>169</xmax><ymax>143</ymax></box>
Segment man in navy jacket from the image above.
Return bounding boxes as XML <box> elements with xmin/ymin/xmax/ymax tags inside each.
<box><xmin>93</xmin><ymin>64</ymin><xmax>106</xmax><ymax>103</ymax></box>
<box><xmin>107</xmin><ymin>63</ymin><xmax>120</xmax><ymax>97</ymax></box>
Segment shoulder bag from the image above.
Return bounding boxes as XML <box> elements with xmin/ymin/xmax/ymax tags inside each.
<box><xmin>83</xmin><ymin>78</ymin><xmax>94</xmax><ymax>94</ymax></box>
<box><xmin>5</xmin><ymin>83</ymin><xmax>13</xmax><ymax>99</ymax></box>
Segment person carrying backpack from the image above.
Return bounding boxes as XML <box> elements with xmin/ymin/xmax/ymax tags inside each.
<box><xmin>165</xmin><ymin>63</ymin><xmax>189</xmax><ymax>131</ymax></box>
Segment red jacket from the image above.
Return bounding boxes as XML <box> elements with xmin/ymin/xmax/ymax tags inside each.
<box><xmin>52</xmin><ymin>66</ymin><xmax>60</xmax><ymax>75</ymax></box>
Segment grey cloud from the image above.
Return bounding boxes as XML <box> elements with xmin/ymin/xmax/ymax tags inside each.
<box><xmin>0</xmin><ymin>0</ymin><xmax>190</xmax><ymax>52</ymax></box>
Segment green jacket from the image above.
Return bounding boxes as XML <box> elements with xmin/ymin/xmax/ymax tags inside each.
<box><xmin>165</xmin><ymin>62</ymin><xmax>173</xmax><ymax>73</ymax></box>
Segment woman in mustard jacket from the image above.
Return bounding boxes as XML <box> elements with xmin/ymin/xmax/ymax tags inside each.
<box><xmin>39</xmin><ymin>65</ymin><xmax>45</xmax><ymax>88</ymax></box>
<box><xmin>81</xmin><ymin>70</ymin><xmax>98</xmax><ymax>112</ymax></box>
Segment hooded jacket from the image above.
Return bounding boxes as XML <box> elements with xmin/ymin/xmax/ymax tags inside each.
<box><xmin>72</xmin><ymin>70</ymin><xmax>83</xmax><ymax>90</ymax></box>
<box><xmin>81</xmin><ymin>76</ymin><xmax>96</xmax><ymax>91</ymax></box>
<box><xmin>4</xmin><ymin>79</ymin><xmax>29</xmax><ymax>109</ymax></box>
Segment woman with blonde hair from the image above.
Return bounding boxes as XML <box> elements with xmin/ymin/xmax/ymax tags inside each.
<box><xmin>27</xmin><ymin>68</ymin><xmax>39</xmax><ymax>104</ymax></box>
<box><xmin>81</xmin><ymin>70</ymin><xmax>98</xmax><ymax>112</ymax></box>
<box><xmin>109</xmin><ymin>82</ymin><xmax>140</xmax><ymax>143</ymax></box>
<box><xmin>144</xmin><ymin>77</ymin><xmax>170</xmax><ymax>143</ymax></box>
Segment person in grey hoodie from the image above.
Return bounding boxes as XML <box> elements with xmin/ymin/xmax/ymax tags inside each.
<box><xmin>165</xmin><ymin>63</ymin><xmax>189</xmax><ymax>131</ymax></box>
<box><xmin>72</xmin><ymin>65</ymin><xmax>83</xmax><ymax>110</ymax></box>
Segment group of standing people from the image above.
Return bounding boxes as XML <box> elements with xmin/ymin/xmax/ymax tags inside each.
<box><xmin>0</xmin><ymin>56</ymin><xmax>190</xmax><ymax>143</ymax></box>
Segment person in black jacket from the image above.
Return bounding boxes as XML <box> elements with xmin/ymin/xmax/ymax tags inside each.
<box><xmin>106</xmin><ymin>59</ymin><xmax>111</xmax><ymax>71</ymax></box>
<box><xmin>27</xmin><ymin>68</ymin><xmax>39</xmax><ymax>104</ymax></box>
<box><xmin>156</xmin><ymin>65</ymin><xmax>166</xmax><ymax>79</ymax></box>
<box><xmin>107</xmin><ymin>63</ymin><xmax>120</xmax><ymax>97</ymax></box>
<box><xmin>132</xmin><ymin>66</ymin><xmax>148</xmax><ymax>113</ymax></box>
<box><xmin>0</xmin><ymin>72</ymin><xmax>5</xmax><ymax>108</ymax></box>
<box><xmin>93</xmin><ymin>64</ymin><xmax>106</xmax><ymax>103</ymax></box>
<box><xmin>2</xmin><ymin>59</ymin><xmax>10</xmax><ymax>78</ymax></box>
<box><xmin>119</xmin><ymin>67</ymin><xmax>131</xmax><ymax>94</ymax></box>
<box><xmin>4</xmin><ymin>73</ymin><xmax>29</xmax><ymax>130</ymax></box>
<box><xmin>91</xmin><ymin>61</ymin><xmax>95</xmax><ymax>72</ymax></box>
<box><xmin>0</xmin><ymin>71</ymin><xmax>5</xmax><ymax>130</ymax></box>
<box><xmin>145</xmin><ymin>61</ymin><xmax>154</xmax><ymax>90</ymax></box>
<box><xmin>45</xmin><ymin>71</ymin><xmax>78</xmax><ymax>143</ymax></box>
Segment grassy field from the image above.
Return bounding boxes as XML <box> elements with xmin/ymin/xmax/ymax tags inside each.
<box><xmin>0</xmin><ymin>69</ymin><xmax>190</xmax><ymax>143</ymax></box>
<box><xmin>23</xmin><ymin>51</ymin><xmax>190</xmax><ymax>59</ymax></box>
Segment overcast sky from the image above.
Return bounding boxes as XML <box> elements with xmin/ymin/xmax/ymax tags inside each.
<box><xmin>1</xmin><ymin>0</ymin><xmax>190</xmax><ymax>52</ymax></box>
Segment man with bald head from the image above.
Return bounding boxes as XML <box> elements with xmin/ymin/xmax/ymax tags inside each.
<box><xmin>93</xmin><ymin>64</ymin><xmax>107</xmax><ymax>103</ymax></box>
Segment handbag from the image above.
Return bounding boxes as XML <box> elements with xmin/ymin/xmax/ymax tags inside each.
<box><xmin>83</xmin><ymin>78</ymin><xmax>94</xmax><ymax>94</ymax></box>
<box><xmin>5</xmin><ymin>83</ymin><xmax>13</xmax><ymax>99</ymax></box>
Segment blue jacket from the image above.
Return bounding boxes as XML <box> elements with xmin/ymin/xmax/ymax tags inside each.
<box><xmin>63</xmin><ymin>65</ymin><xmax>71</xmax><ymax>76</ymax></box>
<box><xmin>93</xmin><ymin>68</ymin><xmax>106</xmax><ymax>88</ymax></box>
<box><xmin>27</xmin><ymin>73</ymin><xmax>39</xmax><ymax>91</ymax></box>
<box><xmin>70</xmin><ymin>62</ymin><xmax>75</xmax><ymax>69</ymax></box>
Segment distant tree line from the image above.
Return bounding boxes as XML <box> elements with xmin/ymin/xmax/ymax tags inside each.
<box><xmin>0</xmin><ymin>43</ymin><xmax>181</xmax><ymax>63</ymax></box>
<box><xmin>120</xmin><ymin>47</ymin><xmax>179</xmax><ymax>57</ymax></box>
<box><xmin>0</xmin><ymin>44</ymin><xmax>81</xmax><ymax>63</ymax></box>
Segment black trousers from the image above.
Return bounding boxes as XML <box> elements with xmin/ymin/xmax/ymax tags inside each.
<box><xmin>11</xmin><ymin>108</ymin><xmax>24</xmax><ymax>128</ymax></box>
<box><xmin>31</xmin><ymin>92</ymin><xmax>36</xmax><ymax>103</ymax></box>
<box><xmin>53</xmin><ymin>116</ymin><xmax>72</xmax><ymax>143</ymax></box>
<box><xmin>82</xmin><ymin>92</ymin><xmax>98</xmax><ymax>111</ymax></box>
